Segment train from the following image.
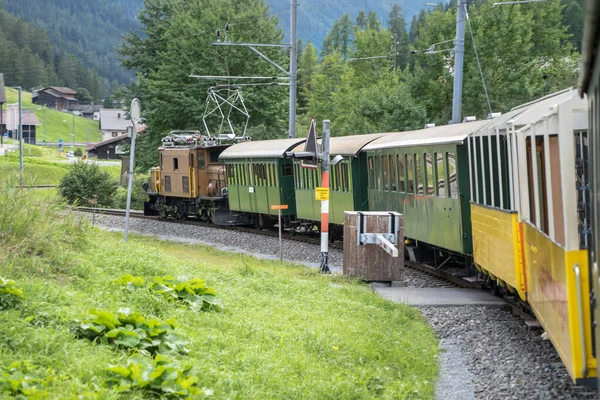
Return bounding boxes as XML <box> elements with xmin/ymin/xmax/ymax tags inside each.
<box><xmin>579</xmin><ymin>0</ymin><xmax>600</xmax><ymax>391</ymax></box>
<box><xmin>144</xmin><ymin>88</ymin><xmax>596</xmax><ymax>386</ymax></box>
<box><xmin>143</xmin><ymin>0</ymin><xmax>600</xmax><ymax>386</ymax></box>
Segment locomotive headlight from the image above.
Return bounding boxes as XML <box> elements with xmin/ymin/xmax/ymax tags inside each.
<box><xmin>331</xmin><ymin>154</ymin><xmax>344</xmax><ymax>166</ymax></box>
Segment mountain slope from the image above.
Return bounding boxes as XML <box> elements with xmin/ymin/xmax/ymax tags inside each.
<box><xmin>267</xmin><ymin>0</ymin><xmax>433</xmax><ymax>48</ymax></box>
<box><xmin>0</xmin><ymin>0</ymin><xmax>142</xmax><ymax>89</ymax></box>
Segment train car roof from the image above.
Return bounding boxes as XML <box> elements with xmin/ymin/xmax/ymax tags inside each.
<box><xmin>579</xmin><ymin>0</ymin><xmax>600</xmax><ymax>96</ymax></box>
<box><xmin>289</xmin><ymin>132</ymin><xmax>389</xmax><ymax>156</ymax></box>
<box><xmin>219</xmin><ymin>138</ymin><xmax>306</xmax><ymax>159</ymax></box>
<box><xmin>362</xmin><ymin>120</ymin><xmax>489</xmax><ymax>151</ymax></box>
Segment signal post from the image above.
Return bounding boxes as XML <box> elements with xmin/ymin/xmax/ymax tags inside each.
<box><xmin>285</xmin><ymin>118</ymin><xmax>334</xmax><ymax>273</ymax></box>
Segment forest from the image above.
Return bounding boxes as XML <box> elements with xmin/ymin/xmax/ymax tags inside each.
<box><xmin>119</xmin><ymin>0</ymin><xmax>582</xmax><ymax>171</ymax></box>
<box><xmin>0</xmin><ymin>0</ymin><xmax>141</xmax><ymax>96</ymax></box>
<box><xmin>0</xmin><ymin>6</ymin><xmax>104</xmax><ymax>102</ymax></box>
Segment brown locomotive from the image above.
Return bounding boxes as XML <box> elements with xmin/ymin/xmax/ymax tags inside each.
<box><xmin>145</xmin><ymin>131</ymin><xmax>250</xmax><ymax>223</ymax></box>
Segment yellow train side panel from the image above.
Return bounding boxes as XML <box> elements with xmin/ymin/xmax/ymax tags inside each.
<box><xmin>471</xmin><ymin>204</ymin><xmax>526</xmax><ymax>300</ymax></box>
<box><xmin>523</xmin><ymin>222</ymin><xmax>597</xmax><ymax>383</ymax></box>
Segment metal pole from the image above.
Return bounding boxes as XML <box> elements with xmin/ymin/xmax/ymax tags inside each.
<box><xmin>451</xmin><ymin>0</ymin><xmax>466</xmax><ymax>124</ymax></box>
<box><xmin>18</xmin><ymin>87</ymin><xmax>23</xmax><ymax>187</ymax></box>
<box><xmin>278</xmin><ymin>207</ymin><xmax>283</xmax><ymax>261</ymax></box>
<box><xmin>288</xmin><ymin>0</ymin><xmax>297</xmax><ymax>138</ymax></box>
<box><xmin>71</xmin><ymin>113</ymin><xmax>75</xmax><ymax>148</ymax></box>
<box><xmin>124</xmin><ymin>124</ymin><xmax>136</xmax><ymax>243</ymax></box>
<box><xmin>320</xmin><ymin>120</ymin><xmax>331</xmax><ymax>273</ymax></box>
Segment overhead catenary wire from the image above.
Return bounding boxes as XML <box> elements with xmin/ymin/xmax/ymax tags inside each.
<box><xmin>464</xmin><ymin>5</ymin><xmax>493</xmax><ymax>116</ymax></box>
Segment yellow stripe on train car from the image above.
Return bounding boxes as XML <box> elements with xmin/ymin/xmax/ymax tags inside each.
<box><xmin>470</xmin><ymin>204</ymin><xmax>526</xmax><ymax>301</ymax></box>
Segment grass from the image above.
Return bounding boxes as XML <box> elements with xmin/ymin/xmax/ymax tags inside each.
<box><xmin>4</xmin><ymin>88</ymin><xmax>101</xmax><ymax>143</ymax></box>
<box><xmin>0</xmin><ymin>181</ymin><xmax>439</xmax><ymax>399</ymax></box>
<box><xmin>0</xmin><ymin>158</ymin><xmax>69</xmax><ymax>185</ymax></box>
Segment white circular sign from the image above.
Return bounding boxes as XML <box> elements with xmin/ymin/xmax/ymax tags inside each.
<box><xmin>130</xmin><ymin>98</ymin><xmax>141</xmax><ymax>124</ymax></box>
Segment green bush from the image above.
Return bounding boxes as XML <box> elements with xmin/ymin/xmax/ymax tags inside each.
<box><xmin>74</xmin><ymin>148</ymin><xmax>83</xmax><ymax>157</ymax></box>
<box><xmin>113</xmin><ymin>173</ymin><xmax>148</xmax><ymax>210</ymax></box>
<box><xmin>58</xmin><ymin>161</ymin><xmax>118</xmax><ymax>207</ymax></box>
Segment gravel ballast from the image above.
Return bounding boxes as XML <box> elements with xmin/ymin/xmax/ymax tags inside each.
<box><xmin>86</xmin><ymin>213</ymin><xmax>598</xmax><ymax>399</ymax></box>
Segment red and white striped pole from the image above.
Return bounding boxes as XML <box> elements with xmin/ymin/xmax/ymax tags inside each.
<box><xmin>320</xmin><ymin>120</ymin><xmax>331</xmax><ymax>273</ymax></box>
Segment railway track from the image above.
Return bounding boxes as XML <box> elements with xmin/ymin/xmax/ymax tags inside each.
<box><xmin>75</xmin><ymin>206</ymin><xmax>541</xmax><ymax>326</ymax></box>
<box><xmin>74</xmin><ymin>207</ymin><xmax>487</xmax><ymax>289</ymax></box>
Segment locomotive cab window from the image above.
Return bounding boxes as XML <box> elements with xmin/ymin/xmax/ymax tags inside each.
<box><xmin>173</xmin><ymin>158</ymin><xmax>179</xmax><ymax>171</ymax></box>
<box><xmin>198</xmin><ymin>153</ymin><xmax>205</xmax><ymax>170</ymax></box>
<box><xmin>164</xmin><ymin>176</ymin><xmax>171</xmax><ymax>192</ymax></box>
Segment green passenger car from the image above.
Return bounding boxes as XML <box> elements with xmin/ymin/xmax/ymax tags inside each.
<box><xmin>291</xmin><ymin>134</ymin><xmax>388</xmax><ymax>225</ymax></box>
<box><xmin>363</xmin><ymin>121</ymin><xmax>489</xmax><ymax>254</ymax></box>
<box><xmin>219</xmin><ymin>138</ymin><xmax>306</xmax><ymax>221</ymax></box>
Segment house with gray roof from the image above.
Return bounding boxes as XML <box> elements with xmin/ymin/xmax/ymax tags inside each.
<box><xmin>99</xmin><ymin>109</ymin><xmax>133</xmax><ymax>141</ymax></box>
<box><xmin>1</xmin><ymin>107</ymin><xmax>41</xmax><ymax>144</ymax></box>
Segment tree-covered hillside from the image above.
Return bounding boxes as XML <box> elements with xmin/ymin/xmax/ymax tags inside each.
<box><xmin>0</xmin><ymin>0</ymin><xmax>142</xmax><ymax>91</ymax></box>
<box><xmin>267</xmin><ymin>0</ymin><xmax>438</xmax><ymax>50</ymax></box>
<box><xmin>0</xmin><ymin>7</ymin><xmax>103</xmax><ymax>100</ymax></box>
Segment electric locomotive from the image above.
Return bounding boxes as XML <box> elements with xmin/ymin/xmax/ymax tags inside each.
<box><xmin>144</xmin><ymin>130</ymin><xmax>250</xmax><ymax>223</ymax></box>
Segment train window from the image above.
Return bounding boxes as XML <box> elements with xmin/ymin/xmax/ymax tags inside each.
<box><xmin>375</xmin><ymin>156</ymin><xmax>381</xmax><ymax>190</ymax></box>
<box><xmin>448</xmin><ymin>152</ymin><xmax>458</xmax><ymax>199</ymax></box>
<box><xmin>406</xmin><ymin>154</ymin><xmax>414</xmax><ymax>193</ymax></box>
<box><xmin>397</xmin><ymin>154</ymin><xmax>405</xmax><ymax>192</ymax></box>
<box><xmin>226</xmin><ymin>165</ymin><xmax>232</xmax><ymax>184</ymax></box>
<box><xmin>389</xmin><ymin>155</ymin><xmax>396</xmax><ymax>191</ymax></box>
<box><xmin>415</xmin><ymin>154</ymin><xmax>423</xmax><ymax>195</ymax></box>
<box><xmin>173</xmin><ymin>158</ymin><xmax>179</xmax><ymax>171</ymax></box>
<box><xmin>160</xmin><ymin>153</ymin><xmax>163</xmax><ymax>169</ymax></box>
<box><xmin>198</xmin><ymin>153</ymin><xmax>205</xmax><ymax>170</ymax></box>
<box><xmin>190</xmin><ymin>154</ymin><xmax>194</xmax><ymax>169</ymax></box>
<box><xmin>182</xmin><ymin>176</ymin><xmax>189</xmax><ymax>193</ymax></box>
<box><xmin>383</xmin><ymin>155</ymin><xmax>389</xmax><ymax>191</ymax></box>
<box><xmin>210</xmin><ymin>150</ymin><xmax>220</xmax><ymax>162</ymax></box>
<box><xmin>436</xmin><ymin>153</ymin><xmax>445</xmax><ymax>197</ymax></box>
<box><xmin>283</xmin><ymin>162</ymin><xmax>293</xmax><ymax>176</ymax></box>
<box><xmin>341</xmin><ymin>163</ymin><xmax>349</xmax><ymax>192</ymax></box>
<box><xmin>426</xmin><ymin>153</ymin><xmax>434</xmax><ymax>196</ymax></box>
<box><xmin>335</xmin><ymin>164</ymin><xmax>341</xmax><ymax>191</ymax></box>
<box><xmin>165</xmin><ymin>176</ymin><xmax>171</xmax><ymax>192</ymax></box>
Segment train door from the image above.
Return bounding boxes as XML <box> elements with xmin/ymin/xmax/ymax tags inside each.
<box><xmin>196</xmin><ymin>150</ymin><xmax>208</xmax><ymax>197</ymax></box>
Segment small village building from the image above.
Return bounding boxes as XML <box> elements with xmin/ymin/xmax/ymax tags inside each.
<box><xmin>67</xmin><ymin>104</ymin><xmax>103</xmax><ymax>120</ymax></box>
<box><xmin>87</xmin><ymin>125</ymin><xmax>145</xmax><ymax>160</ymax></box>
<box><xmin>32</xmin><ymin>87</ymin><xmax>78</xmax><ymax>111</ymax></box>
<box><xmin>99</xmin><ymin>109</ymin><xmax>133</xmax><ymax>141</ymax></box>
<box><xmin>0</xmin><ymin>107</ymin><xmax>42</xmax><ymax>145</ymax></box>
<box><xmin>87</xmin><ymin>134</ymin><xmax>131</xmax><ymax>160</ymax></box>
